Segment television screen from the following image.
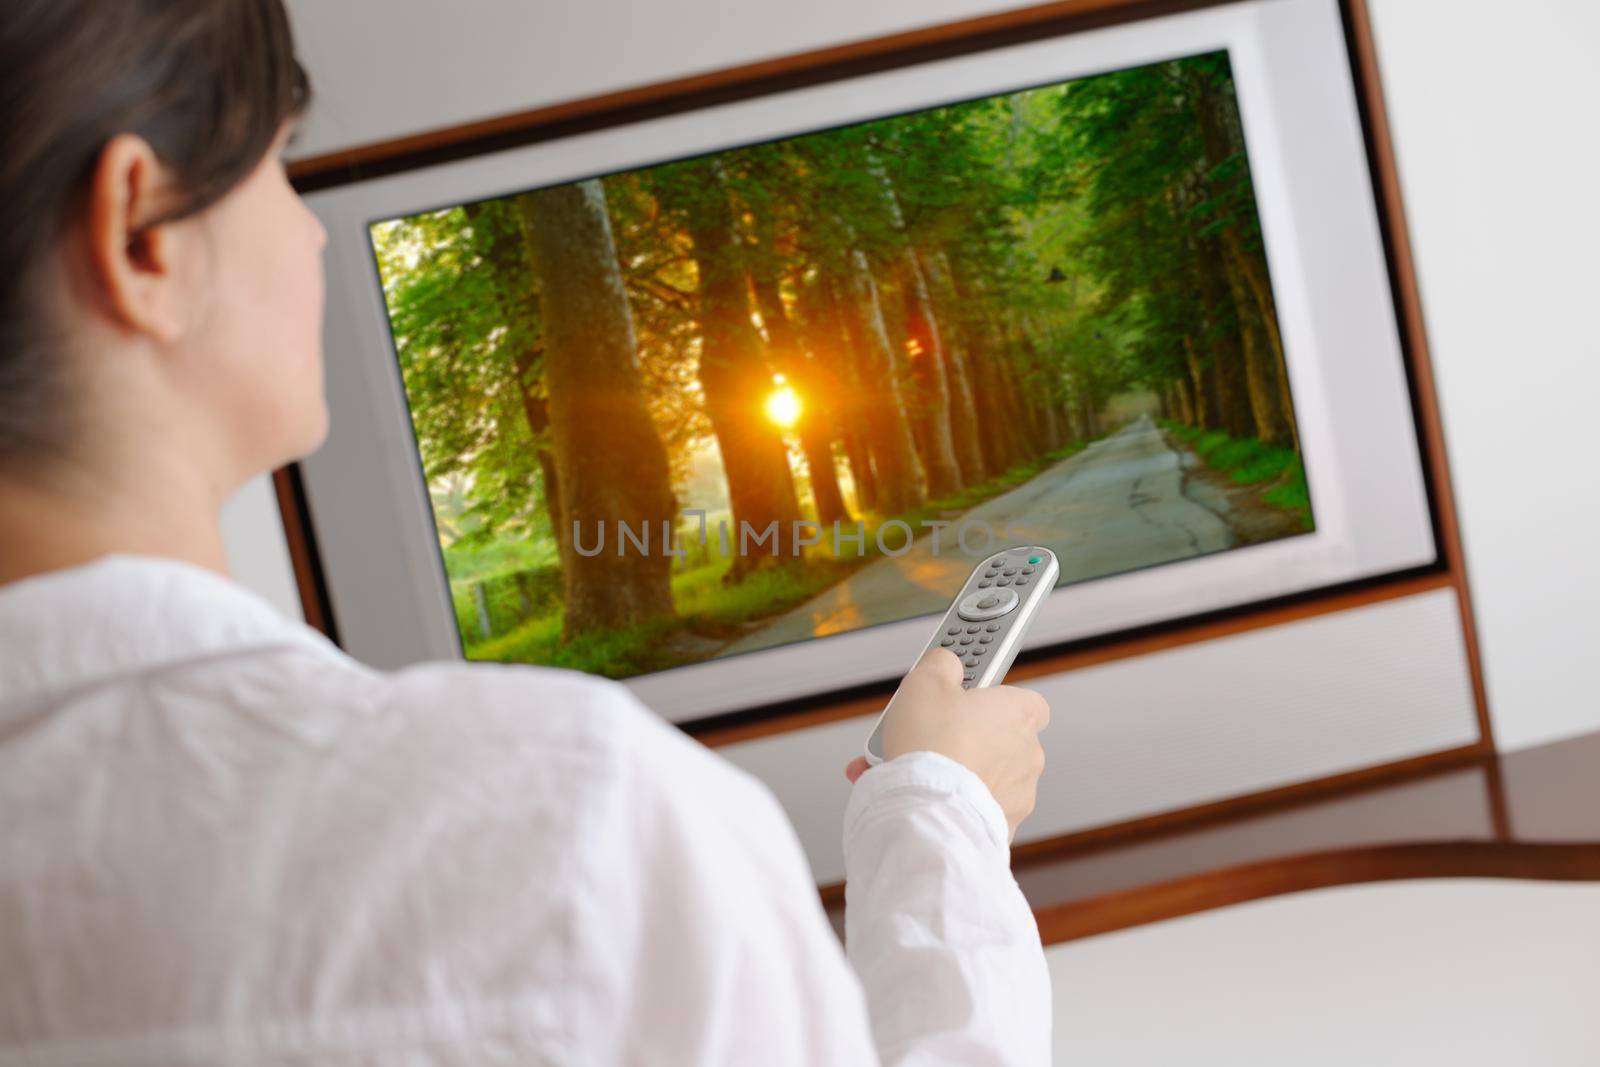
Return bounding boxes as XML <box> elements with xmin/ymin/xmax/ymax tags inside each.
<box><xmin>367</xmin><ymin>50</ymin><xmax>1313</xmax><ymax>681</ymax></box>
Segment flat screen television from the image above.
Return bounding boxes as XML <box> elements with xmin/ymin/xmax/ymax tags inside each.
<box><xmin>297</xmin><ymin>0</ymin><xmax>1435</xmax><ymax>723</ymax></box>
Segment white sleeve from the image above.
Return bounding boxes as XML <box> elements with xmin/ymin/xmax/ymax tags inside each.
<box><xmin>843</xmin><ymin>750</ymin><xmax>1053</xmax><ymax>1067</ymax></box>
<box><xmin>575</xmin><ymin>686</ymin><xmax>1048</xmax><ymax>1067</ymax></box>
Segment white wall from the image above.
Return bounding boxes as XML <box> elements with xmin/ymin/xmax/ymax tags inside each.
<box><xmin>283</xmin><ymin>0</ymin><xmax>1042</xmax><ymax>161</ymax></box>
<box><xmin>1362</xmin><ymin>0</ymin><xmax>1600</xmax><ymax>750</ymax></box>
<box><xmin>220</xmin><ymin>475</ymin><xmax>303</xmax><ymax>621</ymax></box>
<box><xmin>1047</xmin><ymin>879</ymin><xmax>1600</xmax><ymax>1064</ymax></box>
<box><xmin>253</xmin><ymin>0</ymin><xmax>1600</xmax><ymax>753</ymax></box>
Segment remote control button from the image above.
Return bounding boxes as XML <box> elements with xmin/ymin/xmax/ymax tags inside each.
<box><xmin>962</xmin><ymin>657</ymin><xmax>979</xmax><ymax>667</ymax></box>
<box><xmin>984</xmin><ymin>569</ymin><xmax>998</xmax><ymax>578</ymax></box>
<box><xmin>979</xmin><ymin>634</ymin><xmax>994</xmax><ymax>643</ymax></box>
<box><xmin>996</xmin><ymin>577</ymin><xmax>1012</xmax><ymax>586</ymax></box>
<box><xmin>985</xmin><ymin>623</ymin><xmax>1001</xmax><ymax>631</ymax></box>
<box><xmin>1003</xmin><ymin>568</ymin><xmax>1018</xmax><ymax>576</ymax></box>
<box><xmin>1028</xmin><ymin>555</ymin><xmax>1042</xmax><ymax>564</ymax></box>
<box><xmin>958</xmin><ymin>635</ymin><xmax>975</xmax><ymax>645</ymax></box>
<box><xmin>966</xmin><ymin>625</ymin><xmax>980</xmax><ymax>633</ymax></box>
<box><xmin>947</xmin><ymin>627</ymin><xmax>960</xmax><ymax>635</ymax></box>
<box><xmin>972</xmin><ymin>645</ymin><xmax>987</xmax><ymax>655</ymax></box>
<box><xmin>978</xmin><ymin>580</ymin><xmax>993</xmax><ymax>588</ymax></box>
<box><xmin>1022</xmin><ymin>566</ymin><xmax>1035</xmax><ymax>574</ymax></box>
<box><xmin>957</xmin><ymin>588</ymin><xmax>1019</xmax><ymax>621</ymax></box>
<box><xmin>940</xmin><ymin>638</ymin><xmax>955</xmax><ymax>647</ymax></box>
<box><xmin>990</xmin><ymin>557</ymin><xmax>1006</xmax><ymax>566</ymax></box>
<box><xmin>1015</xmin><ymin>577</ymin><xmax>1028</xmax><ymax>586</ymax></box>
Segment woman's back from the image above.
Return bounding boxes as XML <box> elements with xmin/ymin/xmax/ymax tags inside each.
<box><xmin>0</xmin><ymin>554</ymin><xmax>885</xmax><ymax>1064</ymax></box>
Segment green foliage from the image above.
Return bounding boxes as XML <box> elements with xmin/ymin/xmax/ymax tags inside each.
<box><xmin>1262</xmin><ymin>468</ymin><xmax>1311</xmax><ymax>518</ymax></box>
<box><xmin>442</xmin><ymin>537</ymin><xmax>555</xmax><ymax>582</ymax></box>
<box><xmin>451</xmin><ymin>564</ymin><xmax>563</xmax><ymax>645</ymax></box>
<box><xmin>373</xmin><ymin>199</ymin><xmax>554</xmax><ymax>548</ymax></box>
<box><xmin>470</xmin><ymin>613</ymin><xmax>677</xmax><ymax>678</ymax></box>
<box><xmin>1164</xmin><ymin>420</ymin><xmax>1312</xmax><ymax>530</ymax></box>
<box><xmin>1024</xmin><ymin>52</ymin><xmax>1262</xmax><ymax>398</ymax></box>
<box><xmin>464</xmin><ymin>556</ymin><xmax>849</xmax><ymax>677</ymax></box>
<box><xmin>671</xmin><ymin>558</ymin><xmax>847</xmax><ymax>630</ymax></box>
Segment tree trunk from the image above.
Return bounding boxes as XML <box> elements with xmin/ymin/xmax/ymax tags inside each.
<box><xmin>1196</xmin><ymin>64</ymin><xmax>1299</xmax><ymax>453</ymax></box>
<box><xmin>1042</xmin><ymin>399</ymin><xmax>1064</xmax><ymax>451</ymax></box>
<box><xmin>939</xmin><ymin>257</ymin><xmax>1009</xmax><ymax>478</ymax></box>
<box><xmin>1226</xmin><ymin>235</ymin><xmax>1299</xmax><ymax>453</ymax></box>
<box><xmin>749</xmin><ymin>268</ymin><xmax>852</xmax><ymax>527</ymax></box>
<box><xmin>897</xmin><ymin>258</ymin><xmax>964</xmax><ymax>497</ymax></box>
<box><xmin>1196</xmin><ymin>232</ymin><xmax>1254</xmax><ymax>439</ymax></box>
<box><xmin>1169</xmin><ymin>152</ymin><xmax>1251</xmax><ymax>440</ymax></box>
<box><xmin>998</xmin><ymin>317</ymin><xmax>1051</xmax><ymax>456</ymax></box>
<box><xmin>1061</xmin><ymin>398</ymin><xmax>1083</xmax><ymax>442</ymax></box>
<box><xmin>1021</xmin><ymin>313</ymin><xmax>1067</xmax><ymax>451</ymax></box>
<box><xmin>1220</xmin><ymin>245</ymin><xmax>1291</xmax><ymax>447</ymax></box>
<box><xmin>970</xmin><ymin>314</ymin><xmax>1030</xmax><ymax>473</ymax></box>
<box><xmin>1077</xmin><ymin>392</ymin><xmax>1099</xmax><ymax>440</ymax></box>
<box><xmin>867</xmin><ymin>154</ymin><xmax>964</xmax><ymax>497</ymax></box>
<box><xmin>945</xmin><ymin>255</ymin><xmax>1036</xmax><ymax>473</ymax></box>
<box><xmin>940</xmin><ymin>335</ymin><xmax>988</xmax><ymax>481</ymax></box>
<box><xmin>1173</xmin><ymin>375</ymin><xmax>1195</xmax><ymax>427</ymax></box>
<box><xmin>917</xmin><ymin>249</ymin><xmax>987</xmax><ymax>484</ymax></box>
<box><xmin>679</xmin><ymin>162</ymin><xmax>804</xmax><ymax>574</ymax></box>
<box><xmin>802</xmin><ymin>275</ymin><xmax>879</xmax><ymax>513</ymax></box>
<box><xmin>513</xmin><ymin>348</ymin><xmax>566</xmax><ymax>558</ymax></box>
<box><xmin>841</xmin><ymin>426</ymin><xmax>878</xmax><ymax>513</ymax></box>
<box><xmin>519</xmin><ymin>182</ymin><xmax>675</xmax><ymax>635</ymax></box>
<box><xmin>1184</xmin><ymin>335</ymin><xmax>1221</xmax><ymax>430</ymax></box>
<box><xmin>839</xmin><ymin>247</ymin><xmax>923</xmax><ymax>515</ymax></box>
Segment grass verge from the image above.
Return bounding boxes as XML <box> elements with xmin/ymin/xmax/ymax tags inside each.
<box><xmin>1162</xmin><ymin>420</ymin><xmax>1312</xmax><ymax>530</ymax></box>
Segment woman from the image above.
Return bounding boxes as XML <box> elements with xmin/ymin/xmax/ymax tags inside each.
<box><xmin>0</xmin><ymin>1</ymin><xmax>1053</xmax><ymax>1063</ymax></box>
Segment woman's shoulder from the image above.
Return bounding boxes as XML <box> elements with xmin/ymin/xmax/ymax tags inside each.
<box><xmin>177</xmin><ymin>631</ymin><xmax>773</xmax><ymax>820</ymax></box>
<box><xmin>166</xmin><ymin>634</ymin><xmax>806</xmax><ymax>903</ymax></box>
<box><xmin>329</xmin><ymin>653</ymin><xmax>782</xmax><ymax>821</ymax></box>
<box><xmin>375</xmin><ymin>657</ymin><xmax>802</xmax><ymax>865</ymax></box>
<box><xmin>377</xmin><ymin>657</ymin><xmax>699</xmax><ymax>763</ymax></box>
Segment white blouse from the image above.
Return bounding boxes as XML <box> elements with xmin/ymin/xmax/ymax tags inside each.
<box><xmin>0</xmin><ymin>555</ymin><xmax>1049</xmax><ymax>1065</ymax></box>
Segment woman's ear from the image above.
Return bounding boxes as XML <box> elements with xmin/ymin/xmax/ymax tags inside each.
<box><xmin>84</xmin><ymin>134</ymin><xmax>196</xmax><ymax>345</ymax></box>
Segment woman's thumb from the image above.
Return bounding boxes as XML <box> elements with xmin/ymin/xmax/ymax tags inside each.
<box><xmin>907</xmin><ymin>646</ymin><xmax>965</xmax><ymax>689</ymax></box>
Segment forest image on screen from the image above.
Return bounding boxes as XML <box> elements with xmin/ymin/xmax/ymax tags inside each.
<box><xmin>371</xmin><ymin>51</ymin><xmax>1313</xmax><ymax>680</ymax></box>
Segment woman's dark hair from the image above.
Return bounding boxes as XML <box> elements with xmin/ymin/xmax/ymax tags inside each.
<box><xmin>0</xmin><ymin>0</ymin><xmax>312</xmax><ymax>473</ymax></box>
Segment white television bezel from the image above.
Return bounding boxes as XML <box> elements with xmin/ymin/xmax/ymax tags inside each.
<box><xmin>298</xmin><ymin>0</ymin><xmax>1436</xmax><ymax>724</ymax></box>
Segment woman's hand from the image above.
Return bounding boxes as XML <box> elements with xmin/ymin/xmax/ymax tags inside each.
<box><xmin>844</xmin><ymin>648</ymin><xmax>1050</xmax><ymax>841</ymax></box>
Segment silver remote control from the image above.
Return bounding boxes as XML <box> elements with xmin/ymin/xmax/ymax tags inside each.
<box><xmin>864</xmin><ymin>545</ymin><xmax>1060</xmax><ymax>765</ymax></box>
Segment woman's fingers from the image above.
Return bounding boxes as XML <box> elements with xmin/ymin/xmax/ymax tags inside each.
<box><xmin>843</xmin><ymin>755</ymin><xmax>870</xmax><ymax>784</ymax></box>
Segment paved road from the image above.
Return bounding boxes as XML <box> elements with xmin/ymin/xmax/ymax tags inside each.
<box><xmin>717</xmin><ymin>414</ymin><xmax>1235</xmax><ymax>656</ymax></box>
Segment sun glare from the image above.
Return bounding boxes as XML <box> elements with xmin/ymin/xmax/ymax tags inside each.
<box><xmin>764</xmin><ymin>376</ymin><xmax>802</xmax><ymax>428</ymax></box>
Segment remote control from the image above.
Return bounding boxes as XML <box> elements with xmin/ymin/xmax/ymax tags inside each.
<box><xmin>863</xmin><ymin>545</ymin><xmax>1060</xmax><ymax>765</ymax></box>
